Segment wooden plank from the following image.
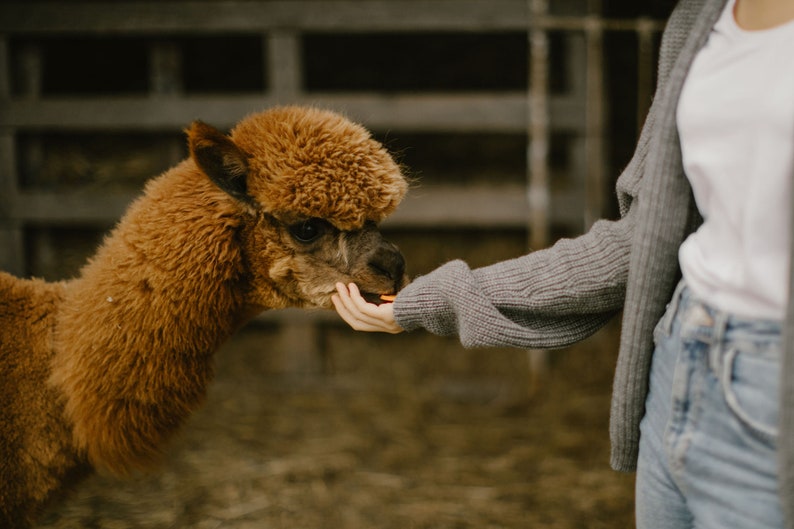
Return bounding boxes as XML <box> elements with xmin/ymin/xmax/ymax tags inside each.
<box><xmin>7</xmin><ymin>186</ymin><xmax>583</xmax><ymax>229</ymax></box>
<box><xmin>0</xmin><ymin>1</ymin><xmax>533</xmax><ymax>34</ymax></box>
<box><xmin>527</xmin><ymin>0</ymin><xmax>551</xmax><ymax>250</ymax></box>
<box><xmin>583</xmin><ymin>17</ymin><xmax>606</xmax><ymax>228</ymax></box>
<box><xmin>0</xmin><ymin>93</ymin><xmax>585</xmax><ymax>132</ymax></box>
<box><xmin>386</xmin><ymin>185</ymin><xmax>530</xmax><ymax>228</ymax></box>
<box><xmin>0</xmin><ymin>132</ymin><xmax>25</xmax><ymax>275</ymax></box>
<box><xmin>268</xmin><ymin>32</ymin><xmax>303</xmax><ymax>101</ymax></box>
<box><xmin>334</xmin><ymin>93</ymin><xmax>585</xmax><ymax>133</ymax></box>
<box><xmin>0</xmin><ymin>2</ymin><xmax>663</xmax><ymax>35</ymax></box>
<box><xmin>0</xmin><ymin>227</ymin><xmax>25</xmax><ymax>276</ymax></box>
<box><xmin>9</xmin><ymin>191</ymin><xmax>137</xmax><ymax>224</ymax></box>
<box><xmin>274</xmin><ymin>319</ymin><xmax>323</xmax><ymax>374</ymax></box>
<box><xmin>149</xmin><ymin>41</ymin><xmax>183</xmax><ymax>95</ymax></box>
<box><xmin>0</xmin><ymin>38</ymin><xmax>10</xmax><ymax>97</ymax></box>
<box><xmin>0</xmin><ymin>132</ymin><xmax>11</xmax><ymax>216</ymax></box>
<box><xmin>636</xmin><ymin>18</ymin><xmax>657</xmax><ymax>134</ymax></box>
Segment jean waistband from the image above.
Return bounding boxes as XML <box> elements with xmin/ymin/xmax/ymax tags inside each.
<box><xmin>662</xmin><ymin>279</ymin><xmax>782</xmax><ymax>346</ymax></box>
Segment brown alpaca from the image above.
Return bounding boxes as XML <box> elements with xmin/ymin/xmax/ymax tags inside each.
<box><xmin>0</xmin><ymin>106</ymin><xmax>409</xmax><ymax>528</ymax></box>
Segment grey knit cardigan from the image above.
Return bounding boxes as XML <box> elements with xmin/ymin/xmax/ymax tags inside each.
<box><xmin>392</xmin><ymin>0</ymin><xmax>794</xmax><ymax>524</ymax></box>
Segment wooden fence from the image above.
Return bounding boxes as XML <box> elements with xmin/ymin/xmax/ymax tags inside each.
<box><xmin>0</xmin><ymin>0</ymin><xmax>669</xmax><ymax>373</ymax></box>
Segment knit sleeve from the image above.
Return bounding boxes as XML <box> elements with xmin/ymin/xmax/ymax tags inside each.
<box><xmin>391</xmin><ymin>69</ymin><xmax>659</xmax><ymax>350</ymax></box>
<box><xmin>393</xmin><ymin>206</ymin><xmax>637</xmax><ymax>349</ymax></box>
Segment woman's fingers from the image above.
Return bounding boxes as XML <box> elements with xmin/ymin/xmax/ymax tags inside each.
<box><xmin>331</xmin><ymin>286</ymin><xmax>371</xmax><ymax>330</ymax></box>
<box><xmin>332</xmin><ymin>283</ymin><xmax>383</xmax><ymax>330</ymax></box>
<box><xmin>332</xmin><ymin>283</ymin><xmax>403</xmax><ymax>334</ymax></box>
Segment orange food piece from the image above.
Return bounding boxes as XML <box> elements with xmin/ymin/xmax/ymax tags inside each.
<box><xmin>379</xmin><ymin>294</ymin><xmax>397</xmax><ymax>302</ymax></box>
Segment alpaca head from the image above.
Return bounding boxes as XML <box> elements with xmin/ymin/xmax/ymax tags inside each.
<box><xmin>186</xmin><ymin>106</ymin><xmax>409</xmax><ymax>309</ymax></box>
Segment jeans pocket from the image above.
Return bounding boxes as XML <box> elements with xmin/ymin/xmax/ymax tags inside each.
<box><xmin>721</xmin><ymin>346</ymin><xmax>780</xmax><ymax>444</ymax></box>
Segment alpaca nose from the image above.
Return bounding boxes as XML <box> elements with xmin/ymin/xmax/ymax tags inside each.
<box><xmin>368</xmin><ymin>244</ymin><xmax>406</xmax><ymax>283</ymax></box>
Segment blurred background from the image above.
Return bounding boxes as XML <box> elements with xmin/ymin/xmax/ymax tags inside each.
<box><xmin>1</xmin><ymin>1</ymin><xmax>675</xmax><ymax>527</ymax></box>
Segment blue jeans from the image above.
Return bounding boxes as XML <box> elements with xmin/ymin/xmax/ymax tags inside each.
<box><xmin>636</xmin><ymin>280</ymin><xmax>783</xmax><ymax>528</ymax></box>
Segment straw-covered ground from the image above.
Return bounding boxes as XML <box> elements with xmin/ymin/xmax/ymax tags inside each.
<box><xmin>38</xmin><ymin>317</ymin><xmax>634</xmax><ymax>529</ymax></box>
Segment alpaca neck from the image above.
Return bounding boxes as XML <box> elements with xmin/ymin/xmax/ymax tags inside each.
<box><xmin>53</xmin><ymin>162</ymin><xmax>254</xmax><ymax>474</ymax></box>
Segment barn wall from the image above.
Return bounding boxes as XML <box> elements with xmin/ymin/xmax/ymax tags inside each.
<box><xmin>0</xmin><ymin>0</ymin><xmax>673</xmax><ymax>372</ymax></box>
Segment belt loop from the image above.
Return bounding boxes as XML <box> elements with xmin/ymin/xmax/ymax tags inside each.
<box><xmin>712</xmin><ymin>311</ymin><xmax>728</xmax><ymax>345</ymax></box>
<box><xmin>708</xmin><ymin>311</ymin><xmax>729</xmax><ymax>374</ymax></box>
<box><xmin>664</xmin><ymin>279</ymin><xmax>687</xmax><ymax>334</ymax></box>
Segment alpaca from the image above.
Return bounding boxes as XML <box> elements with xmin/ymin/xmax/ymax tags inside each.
<box><xmin>0</xmin><ymin>106</ymin><xmax>409</xmax><ymax>528</ymax></box>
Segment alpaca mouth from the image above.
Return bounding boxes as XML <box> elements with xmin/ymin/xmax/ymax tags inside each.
<box><xmin>361</xmin><ymin>291</ymin><xmax>390</xmax><ymax>305</ymax></box>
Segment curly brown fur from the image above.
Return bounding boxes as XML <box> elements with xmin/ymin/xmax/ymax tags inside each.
<box><xmin>0</xmin><ymin>106</ymin><xmax>408</xmax><ymax>528</ymax></box>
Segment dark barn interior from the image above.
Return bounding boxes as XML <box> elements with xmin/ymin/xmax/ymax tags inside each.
<box><xmin>1</xmin><ymin>1</ymin><xmax>676</xmax><ymax>527</ymax></box>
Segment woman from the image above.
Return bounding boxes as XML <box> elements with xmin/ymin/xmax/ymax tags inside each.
<box><xmin>333</xmin><ymin>0</ymin><xmax>794</xmax><ymax>527</ymax></box>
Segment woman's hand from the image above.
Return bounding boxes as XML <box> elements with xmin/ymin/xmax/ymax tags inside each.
<box><xmin>331</xmin><ymin>283</ymin><xmax>404</xmax><ymax>334</ymax></box>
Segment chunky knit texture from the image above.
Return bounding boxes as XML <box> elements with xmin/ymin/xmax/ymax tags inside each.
<box><xmin>393</xmin><ymin>0</ymin><xmax>794</xmax><ymax>525</ymax></box>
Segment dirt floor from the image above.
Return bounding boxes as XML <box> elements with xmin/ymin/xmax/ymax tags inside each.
<box><xmin>37</xmin><ymin>316</ymin><xmax>635</xmax><ymax>529</ymax></box>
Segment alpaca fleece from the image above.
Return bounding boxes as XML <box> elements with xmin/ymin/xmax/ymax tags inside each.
<box><xmin>0</xmin><ymin>106</ymin><xmax>408</xmax><ymax>528</ymax></box>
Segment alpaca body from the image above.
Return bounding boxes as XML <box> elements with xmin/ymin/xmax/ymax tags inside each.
<box><xmin>0</xmin><ymin>274</ymin><xmax>89</xmax><ymax>527</ymax></box>
<box><xmin>0</xmin><ymin>106</ymin><xmax>409</xmax><ymax>528</ymax></box>
<box><xmin>52</xmin><ymin>162</ymin><xmax>252</xmax><ymax>474</ymax></box>
<box><xmin>1</xmin><ymin>164</ymin><xmax>253</xmax><ymax>525</ymax></box>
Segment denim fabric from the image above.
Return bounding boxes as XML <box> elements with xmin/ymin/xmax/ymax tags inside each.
<box><xmin>636</xmin><ymin>280</ymin><xmax>783</xmax><ymax>528</ymax></box>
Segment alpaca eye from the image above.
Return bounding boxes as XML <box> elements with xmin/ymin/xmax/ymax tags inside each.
<box><xmin>288</xmin><ymin>218</ymin><xmax>328</xmax><ymax>243</ymax></box>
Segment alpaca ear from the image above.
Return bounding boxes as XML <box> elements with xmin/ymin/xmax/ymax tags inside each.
<box><xmin>186</xmin><ymin>120</ymin><xmax>251</xmax><ymax>203</ymax></box>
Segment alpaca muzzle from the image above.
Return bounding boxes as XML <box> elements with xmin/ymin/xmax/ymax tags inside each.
<box><xmin>368</xmin><ymin>242</ymin><xmax>406</xmax><ymax>288</ymax></box>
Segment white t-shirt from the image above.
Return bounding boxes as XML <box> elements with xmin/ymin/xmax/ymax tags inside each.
<box><xmin>677</xmin><ymin>0</ymin><xmax>794</xmax><ymax>320</ymax></box>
